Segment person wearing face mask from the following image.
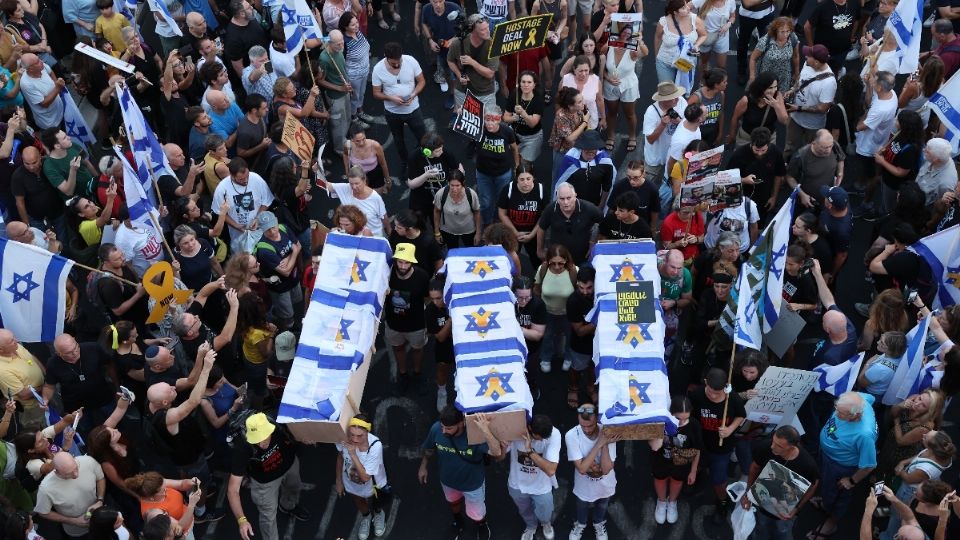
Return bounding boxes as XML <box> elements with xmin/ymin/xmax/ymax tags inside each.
<box><xmin>648</xmin><ymin>396</ymin><xmax>703</xmax><ymax>525</ymax></box>
<box><xmin>565</xmin><ymin>402</ymin><xmax>619</xmax><ymax>540</ymax></box>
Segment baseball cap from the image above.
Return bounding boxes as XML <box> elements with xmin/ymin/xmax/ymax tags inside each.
<box><xmin>256</xmin><ymin>211</ymin><xmax>279</xmax><ymax>231</ymax></box>
<box><xmin>245</xmin><ymin>412</ymin><xmax>276</xmax><ymax>444</ymax></box>
<box><xmin>394</xmin><ymin>243</ymin><xmax>418</xmax><ymax>264</ymax></box>
<box><xmin>802</xmin><ymin>44</ymin><xmax>830</xmax><ymax>64</ymax></box>
<box><xmin>275</xmin><ymin>331</ymin><xmax>296</xmax><ymax>362</ymax></box>
<box><xmin>820</xmin><ymin>186</ymin><xmax>849</xmax><ymax>209</ymax></box>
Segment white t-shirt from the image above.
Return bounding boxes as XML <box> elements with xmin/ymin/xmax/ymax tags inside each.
<box><xmin>330</xmin><ymin>183</ymin><xmax>388</xmax><ymax>237</ymax></box>
<box><xmin>643</xmin><ymin>98</ymin><xmax>688</xmax><ymax>167</ymax></box>
<box><xmin>565</xmin><ymin>425</ymin><xmax>617</xmax><ymax>502</ymax></box>
<box><xmin>507</xmin><ymin>427</ymin><xmax>562</xmax><ymax>495</ymax></box>
<box><xmin>704</xmin><ymin>197</ymin><xmax>760</xmax><ymax>252</ymax></box>
<box><xmin>335</xmin><ymin>433</ymin><xmax>386</xmax><ymax>498</ymax></box>
<box><xmin>20</xmin><ymin>68</ymin><xmax>64</xmax><ymax>129</ymax></box>
<box><xmin>668</xmin><ymin>123</ymin><xmax>702</xmax><ymax>163</ymax></box>
<box><xmin>692</xmin><ymin>0</ymin><xmax>735</xmax><ymax>32</ymax></box>
<box><xmin>212</xmin><ymin>172</ymin><xmax>275</xmax><ymax>240</ymax></box>
<box><xmin>790</xmin><ymin>65</ymin><xmax>837</xmax><ymax>130</ymax></box>
<box><xmin>856</xmin><ymin>92</ymin><xmax>898</xmax><ymax>157</ymax></box>
<box><xmin>113</xmin><ymin>223</ymin><xmax>165</xmax><ymax>277</ymax></box>
<box><xmin>372</xmin><ymin>55</ymin><xmax>423</xmax><ymax>115</ymax></box>
<box><xmin>269</xmin><ymin>46</ymin><xmax>298</xmax><ymax>78</ymax></box>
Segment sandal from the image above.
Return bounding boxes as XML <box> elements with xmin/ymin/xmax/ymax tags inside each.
<box><xmin>566</xmin><ymin>387</ymin><xmax>579</xmax><ymax>409</ymax></box>
<box><xmin>605</xmin><ymin>139</ymin><xmax>615</xmax><ymax>151</ymax></box>
<box><xmin>806</xmin><ymin>523</ymin><xmax>836</xmax><ymax>540</ymax></box>
<box><xmin>626</xmin><ymin>139</ymin><xmax>637</xmax><ymax>152</ymax></box>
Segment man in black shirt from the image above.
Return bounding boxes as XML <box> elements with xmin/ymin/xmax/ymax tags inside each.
<box><xmin>513</xmin><ymin>276</ymin><xmax>547</xmax><ymax>399</ymax></box>
<box><xmin>10</xmin><ymin>146</ymin><xmax>63</xmax><ymax>229</ymax></box>
<box><xmin>223</xmin><ymin>0</ymin><xmax>268</xmax><ymax>90</ymax></box>
<box><xmin>228</xmin><ymin>413</ymin><xmax>307</xmax><ymax>540</ymax></box>
<box><xmin>172</xmin><ymin>284</ymin><xmax>240</xmax><ymax>366</ymax></box>
<box><xmin>598</xmin><ymin>191</ymin><xmax>653</xmax><ymax>241</ymax></box>
<box><xmin>725</xmin><ymin>127</ymin><xmax>786</xmax><ymax>224</ymax></box>
<box><xmin>45</xmin><ymin>334</ymin><xmax>113</xmax><ymax>435</ymax></box>
<box><xmin>804</xmin><ymin>0</ymin><xmax>861</xmax><ymax>72</ymax></box>
<box><xmin>742</xmin><ymin>426</ymin><xmax>820</xmax><ymax>539</ymax></box>
<box><xmin>159</xmin><ymin>143</ymin><xmax>204</xmax><ymax>204</ymax></box>
<box><xmin>385</xmin><ymin>243</ymin><xmax>431</xmax><ymax>393</ymax></box>
<box><xmin>566</xmin><ymin>267</ymin><xmax>597</xmax><ymax>408</ymax></box>
<box><xmin>605</xmin><ymin>160</ymin><xmax>660</xmax><ymax>230</ymax></box>
<box><xmin>866</xmin><ymin>223</ymin><xmax>938</xmax><ymax>306</ymax></box>
<box><xmin>536</xmin><ymin>183</ymin><xmax>603</xmax><ymax>265</ymax></box>
<box><xmin>426</xmin><ymin>279</ymin><xmax>454</xmax><ymax>412</ymax></box>
<box><xmin>97</xmin><ymin>244</ymin><xmax>150</xmax><ymax>332</ymax></box>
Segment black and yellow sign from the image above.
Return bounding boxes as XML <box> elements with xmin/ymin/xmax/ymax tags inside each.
<box><xmin>616</xmin><ymin>281</ymin><xmax>655</xmax><ymax>324</ymax></box>
<box><xmin>488</xmin><ymin>14</ymin><xmax>554</xmax><ymax>59</ymax></box>
<box><xmin>143</xmin><ymin>262</ymin><xmax>193</xmax><ymax>324</ymax></box>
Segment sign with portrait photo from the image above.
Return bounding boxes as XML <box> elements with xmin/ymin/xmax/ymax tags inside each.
<box><xmin>608</xmin><ymin>13</ymin><xmax>642</xmax><ymax>50</ymax></box>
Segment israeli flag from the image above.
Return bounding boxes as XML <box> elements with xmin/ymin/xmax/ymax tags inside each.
<box><xmin>588</xmin><ymin>295</ymin><xmax>665</xmax><ymax>361</ymax></box>
<box><xmin>0</xmin><ymin>238</ymin><xmax>75</xmax><ymax>343</ymax></box>
<box><xmin>115</xmin><ymin>147</ymin><xmax>160</xmax><ymax>231</ymax></box>
<box><xmin>813</xmin><ymin>352</ymin><xmax>865</xmax><ymax>397</ymax></box>
<box><xmin>454</xmin><ymin>355</ymin><xmax>532</xmax><ymax>414</ymax></box>
<box><xmin>60</xmin><ymin>89</ymin><xmax>95</xmax><ymax>148</ymax></box>
<box><xmin>146</xmin><ymin>0</ymin><xmax>183</xmax><ymax>37</ymax></box>
<box><xmin>929</xmin><ymin>71</ymin><xmax>960</xmax><ymax>155</ymax></box>
<box><xmin>448</xmin><ymin>289</ymin><xmax>528</xmax><ymax>360</ymax></box>
<box><xmin>912</xmin><ymin>359</ymin><xmax>944</xmax><ymax>395</ymax></box>
<box><xmin>590</xmin><ymin>240</ymin><xmax>660</xmax><ymax>296</ymax></box>
<box><xmin>442</xmin><ymin>246</ymin><xmax>516</xmax><ymax>303</ymax></box>
<box><xmin>911</xmin><ymin>224</ymin><xmax>960</xmax><ymax>309</ymax></box>
<box><xmin>278</xmin><ymin>361</ymin><xmax>353</xmax><ymax>422</ymax></box>
<box><xmin>762</xmin><ymin>189</ymin><xmax>798</xmax><ymax>333</ymax></box>
<box><xmin>734</xmin><ymin>224</ymin><xmax>773</xmax><ymax>350</ymax></box>
<box><xmin>886</xmin><ymin>0</ymin><xmax>923</xmax><ymax>74</ymax></box>
<box><xmin>595</xmin><ymin>357</ymin><xmax>676</xmax><ymax>431</ymax></box>
<box><xmin>883</xmin><ymin>316</ymin><xmax>931</xmax><ymax>405</ymax></box>
<box><xmin>302</xmin><ymin>286</ymin><xmax>378</xmax><ymax>366</ymax></box>
<box><xmin>279</xmin><ymin>0</ymin><xmax>323</xmax><ymax>56</ymax></box>
<box><xmin>117</xmin><ymin>83</ymin><xmax>175</xmax><ymax>206</ymax></box>
<box><xmin>316</xmin><ymin>232</ymin><xmax>392</xmax><ymax>316</ymax></box>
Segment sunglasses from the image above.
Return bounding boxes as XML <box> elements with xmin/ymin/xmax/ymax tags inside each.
<box><xmin>576</xmin><ymin>405</ymin><xmax>596</xmax><ymax>415</ymax></box>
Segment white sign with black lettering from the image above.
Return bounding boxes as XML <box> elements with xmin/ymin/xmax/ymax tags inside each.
<box><xmin>745</xmin><ymin>367</ymin><xmax>819</xmax><ymax>427</ymax></box>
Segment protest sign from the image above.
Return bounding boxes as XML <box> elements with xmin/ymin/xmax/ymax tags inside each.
<box><xmin>282</xmin><ymin>113</ymin><xmax>315</xmax><ymax>162</ymax></box>
<box><xmin>745</xmin><ymin>367</ymin><xmax>820</xmax><ymax>426</ymax></box>
<box><xmin>748</xmin><ymin>461</ymin><xmax>812</xmax><ymax>518</ymax></box>
<box><xmin>608</xmin><ymin>13</ymin><xmax>642</xmax><ymax>50</ymax></box>
<box><xmin>616</xmin><ymin>281</ymin><xmax>655</xmax><ymax>324</ymax></box>
<box><xmin>679</xmin><ymin>176</ymin><xmax>713</xmax><ymax>208</ymax></box>
<box><xmin>142</xmin><ymin>262</ymin><xmax>193</xmax><ymax>324</ymax></box>
<box><xmin>489</xmin><ymin>14</ymin><xmax>554</xmax><ymax>58</ymax></box>
<box><xmin>708</xmin><ymin>169</ymin><xmax>743</xmax><ymax>211</ymax></box>
<box><xmin>452</xmin><ymin>90</ymin><xmax>484</xmax><ymax>141</ymax></box>
<box><xmin>685</xmin><ymin>146</ymin><xmax>724</xmax><ymax>183</ymax></box>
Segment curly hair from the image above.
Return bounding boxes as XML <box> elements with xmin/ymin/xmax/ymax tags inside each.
<box><xmin>765</xmin><ymin>16</ymin><xmax>795</xmax><ymax>39</ymax></box>
<box><xmin>333</xmin><ymin>204</ymin><xmax>368</xmax><ymax>234</ymax></box>
<box><xmin>223</xmin><ymin>252</ymin><xmax>256</xmax><ymax>292</ymax></box>
<box><xmin>482</xmin><ymin>222</ymin><xmax>519</xmax><ymax>253</ymax></box>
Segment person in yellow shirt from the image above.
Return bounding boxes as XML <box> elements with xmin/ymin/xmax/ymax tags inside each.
<box><xmin>0</xmin><ymin>329</ymin><xmax>46</xmax><ymax>429</ymax></box>
<box><xmin>94</xmin><ymin>0</ymin><xmax>131</xmax><ymax>54</ymax></box>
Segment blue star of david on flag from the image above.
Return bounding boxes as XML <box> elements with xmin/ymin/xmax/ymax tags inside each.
<box><xmin>6</xmin><ymin>272</ymin><xmax>39</xmax><ymax>303</ymax></box>
<box><xmin>466</xmin><ymin>260</ymin><xmax>499</xmax><ymax>278</ymax></box>
<box><xmin>768</xmin><ymin>244</ymin><xmax>786</xmax><ymax>281</ymax></box>
<box><xmin>464</xmin><ymin>307</ymin><xmax>501</xmax><ymax>336</ymax></box>
<box><xmin>350</xmin><ymin>257</ymin><xmax>370</xmax><ymax>283</ymax></box>
<box><xmin>616</xmin><ymin>323</ymin><xmax>653</xmax><ymax>348</ymax></box>
<box><xmin>610</xmin><ymin>258</ymin><xmax>644</xmax><ymax>282</ymax></box>
<box><xmin>475</xmin><ymin>368</ymin><xmax>514</xmax><ymax>401</ymax></box>
<box><xmin>628</xmin><ymin>375</ymin><xmax>651</xmax><ymax>410</ymax></box>
<box><xmin>336</xmin><ymin>319</ymin><xmax>353</xmax><ymax>341</ymax></box>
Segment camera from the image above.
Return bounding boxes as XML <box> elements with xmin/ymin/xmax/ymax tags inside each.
<box><xmin>666</xmin><ymin>109</ymin><xmax>681</xmax><ymax>120</ymax></box>
<box><xmin>447</xmin><ymin>10</ymin><xmax>469</xmax><ymax>41</ymax></box>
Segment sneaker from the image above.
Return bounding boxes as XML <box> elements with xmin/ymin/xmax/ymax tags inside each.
<box><xmin>477</xmin><ymin>522</ymin><xmax>490</xmax><ymax>540</ymax></box>
<box><xmin>845</xmin><ymin>43</ymin><xmax>861</xmax><ymax>61</ymax></box>
<box><xmin>373</xmin><ymin>510</ymin><xmax>386</xmax><ymax>536</ymax></box>
<box><xmin>540</xmin><ymin>360</ymin><xmax>552</xmax><ymax>373</ymax></box>
<box><xmin>542</xmin><ymin>523</ymin><xmax>555</xmax><ymax>540</ymax></box>
<box><xmin>358</xmin><ymin>111</ymin><xmax>375</xmax><ymax>123</ymax></box>
<box><xmin>434</xmin><ymin>70</ymin><xmax>446</xmax><ymax>85</ymax></box>
<box><xmin>855</xmin><ymin>302</ymin><xmax>872</xmax><ymax>317</ymax></box>
<box><xmin>439</xmin><ymin>80</ymin><xmax>449</xmax><ymax>93</ymax></box>
<box><xmin>561</xmin><ymin>359</ymin><xmax>572</xmax><ymax>371</ymax></box>
<box><xmin>358</xmin><ymin>513</ymin><xmax>372</xmax><ymax>540</ymax></box>
<box><xmin>521</xmin><ymin>528</ymin><xmax>537</xmax><ymax>540</ymax></box>
<box><xmin>593</xmin><ymin>521</ymin><xmax>608</xmax><ymax>540</ymax></box>
<box><xmin>194</xmin><ymin>508</ymin><xmax>225</xmax><ymax>523</ymax></box>
<box><xmin>436</xmin><ymin>385</ymin><xmax>448</xmax><ymax>412</ymax></box>
<box><xmin>666</xmin><ymin>500</ymin><xmax>679</xmax><ymax>524</ymax></box>
<box><xmin>568</xmin><ymin>522</ymin><xmax>586</xmax><ymax>540</ymax></box>
<box><xmin>655</xmin><ymin>499</ymin><xmax>667</xmax><ymax>524</ymax></box>
<box><xmin>279</xmin><ymin>504</ymin><xmax>310</xmax><ymax>521</ymax></box>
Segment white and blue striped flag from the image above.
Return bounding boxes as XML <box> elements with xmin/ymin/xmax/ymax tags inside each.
<box><xmin>886</xmin><ymin>0</ymin><xmax>923</xmax><ymax>74</ymax></box>
<box><xmin>814</xmin><ymin>352</ymin><xmax>866</xmax><ymax>397</ymax></box>
<box><xmin>588</xmin><ymin>295</ymin><xmax>665</xmax><ymax>362</ymax></box>
<box><xmin>117</xmin><ymin>83</ymin><xmax>175</xmax><ymax>206</ymax></box>
<box><xmin>762</xmin><ymin>190</ymin><xmax>798</xmax><ymax>333</ymax></box>
<box><xmin>146</xmin><ymin>0</ymin><xmax>183</xmax><ymax>37</ymax></box>
<box><xmin>929</xmin><ymin>71</ymin><xmax>960</xmax><ymax>155</ymax></box>
<box><xmin>278</xmin><ymin>361</ymin><xmax>354</xmax><ymax>422</ymax></box>
<box><xmin>115</xmin><ymin>147</ymin><xmax>160</xmax><ymax>232</ymax></box>
<box><xmin>314</xmin><ymin>232</ymin><xmax>392</xmax><ymax>316</ymax></box>
<box><xmin>303</xmin><ymin>286</ymin><xmax>378</xmax><ymax>364</ymax></box>
<box><xmin>883</xmin><ymin>315</ymin><xmax>931</xmax><ymax>405</ymax></box>
<box><xmin>590</xmin><ymin>240</ymin><xmax>660</xmax><ymax>296</ymax></box>
<box><xmin>279</xmin><ymin>0</ymin><xmax>323</xmax><ymax>56</ymax></box>
<box><xmin>596</xmin><ymin>357</ymin><xmax>675</xmax><ymax>430</ymax></box>
<box><xmin>910</xmin><ymin>224</ymin><xmax>960</xmax><ymax>308</ymax></box>
<box><xmin>0</xmin><ymin>238</ymin><xmax>75</xmax><ymax>343</ymax></box>
<box><xmin>442</xmin><ymin>246</ymin><xmax>516</xmax><ymax>303</ymax></box>
<box><xmin>734</xmin><ymin>226</ymin><xmax>773</xmax><ymax>350</ymax></box>
<box><xmin>60</xmin><ymin>89</ymin><xmax>95</xmax><ymax>148</ymax></box>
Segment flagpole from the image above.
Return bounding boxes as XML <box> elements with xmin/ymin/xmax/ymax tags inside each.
<box><xmin>148</xmin><ymin>213</ymin><xmax>176</xmax><ymax>260</ymax></box>
<box><xmin>717</xmin><ymin>344</ymin><xmax>737</xmax><ymax>447</ymax></box>
<box><xmin>144</xmin><ymin>155</ymin><xmax>166</xmax><ymax>211</ymax></box>
<box><xmin>305</xmin><ymin>52</ymin><xmax>316</xmax><ymax>87</ymax></box>
<box><xmin>73</xmin><ymin>262</ymin><xmax>139</xmax><ymax>287</ymax></box>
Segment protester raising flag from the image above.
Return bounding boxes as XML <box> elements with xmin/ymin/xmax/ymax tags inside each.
<box><xmin>116</xmin><ymin>147</ymin><xmax>164</xmax><ymax>249</ymax></box>
<box><xmin>883</xmin><ymin>315</ymin><xmax>932</xmax><ymax>406</ymax></box>
<box><xmin>929</xmin><ymin>70</ymin><xmax>960</xmax><ymax>155</ymax></box>
<box><xmin>762</xmin><ymin>189</ymin><xmax>798</xmax><ymax>333</ymax></box>
<box><xmin>116</xmin><ymin>82</ymin><xmax>176</xmax><ymax>206</ymax></box>
<box><xmin>146</xmin><ymin>0</ymin><xmax>183</xmax><ymax>37</ymax></box>
<box><xmin>0</xmin><ymin>238</ymin><xmax>75</xmax><ymax>343</ymax></box>
<box><xmin>814</xmin><ymin>352</ymin><xmax>866</xmax><ymax>397</ymax></box>
<box><xmin>280</xmin><ymin>0</ymin><xmax>323</xmax><ymax>56</ymax></box>
<box><xmin>732</xmin><ymin>226</ymin><xmax>773</xmax><ymax>350</ymax></box>
<box><xmin>886</xmin><ymin>0</ymin><xmax>923</xmax><ymax>74</ymax></box>
<box><xmin>60</xmin><ymin>88</ymin><xmax>95</xmax><ymax>148</ymax></box>
<box><xmin>910</xmin><ymin>224</ymin><xmax>960</xmax><ymax>308</ymax></box>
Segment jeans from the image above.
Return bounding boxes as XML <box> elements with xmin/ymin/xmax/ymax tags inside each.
<box><xmin>818</xmin><ymin>452</ymin><xmax>858</xmax><ymax>519</ymax></box>
<box><xmin>348</xmin><ymin>70</ymin><xmax>369</xmax><ymax>114</ymax></box>
<box><xmin>574</xmin><ymin>496</ymin><xmax>609</xmax><ymax>525</ymax></box>
<box><xmin>655</xmin><ymin>59</ymin><xmax>678</xmax><ymax>88</ymax></box>
<box><xmin>328</xmin><ymin>94</ymin><xmax>351</xmax><ymax>154</ymax></box>
<box><xmin>752</xmin><ymin>509</ymin><xmax>796</xmax><ymax>540</ymax></box>
<box><xmin>384</xmin><ymin>109</ymin><xmax>428</xmax><ymax>167</ymax></box>
<box><xmin>250</xmin><ymin>457</ymin><xmax>303</xmax><ymax>540</ymax></box>
<box><xmin>734</xmin><ymin>437</ymin><xmax>754</xmax><ymax>477</ymax></box>
<box><xmin>475</xmin><ymin>169</ymin><xmax>513</xmax><ymax>225</ymax></box>
<box><xmin>541</xmin><ymin>313</ymin><xmax>572</xmax><ymax>365</ymax></box>
<box><xmin>736</xmin><ymin>13</ymin><xmax>776</xmax><ymax>76</ymax></box>
<box><xmin>508</xmin><ymin>486</ymin><xmax>555</xmax><ymax>529</ymax></box>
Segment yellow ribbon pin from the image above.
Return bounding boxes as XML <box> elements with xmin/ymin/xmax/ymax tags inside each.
<box><xmin>142</xmin><ymin>262</ymin><xmax>194</xmax><ymax>324</ymax></box>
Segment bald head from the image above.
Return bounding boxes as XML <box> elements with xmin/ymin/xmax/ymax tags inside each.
<box><xmin>163</xmin><ymin>143</ymin><xmax>186</xmax><ymax>168</ymax></box>
<box><xmin>5</xmin><ymin>221</ymin><xmax>29</xmax><ymax>241</ymax></box>
<box><xmin>186</xmin><ymin>11</ymin><xmax>205</xmax><ymax>30</ymax></box>
<box><xmin>815</xmin><ymin>129</ymin><xmax>833</xmax><ymax>145</ymax></box>
<box><xmin>147</xmin><ymin>382</ymin><xmax>176</xmax><ymax>408</ymax></box>
<box><xmin>53</xmin><ymin>452</ymin><xmax>79</xmax><ymax>479</ymax></box>
<box><xmin>895</xmin><ymin>525</ymin><xmax>925</xmax><ymax>540</ymax></box>
<box><xmin>823</xmin><ymin>310</ymin><xmax>848</xmax><ymax>339</ymax></box>
<box><xmin>0</xmin><ymin>329</ymin><xmax>17</xmax><ymax>355</ymax></box>
<box><xmin>206</xmin><ymin>90</ymin><xmax>228</xmax><ymax>112</ymax></box>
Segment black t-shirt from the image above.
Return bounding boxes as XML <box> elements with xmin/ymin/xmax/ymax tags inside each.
<box><xmin>277</xmin><ymin>185</ymin><xmax>310</xmax><ymax>234</ymax></box>
<box><xmin>9</xmin><ymin>167</ymin><xmax>63</xmax><ymax>222</ymax></box>
<box><xmin>563</xmin><ymin>162</ymin><xmax>614</xmax><ymax>207</ymax></box>
<box><xmin>598</xmin><ymin>213</ymin><xmax>653</xmax><ymax>240</ymax></box>
<box><xmin>809</xmin><ymin>236</ymin><xmax>835</xmax><ymax>275</ymax></box>
<box><xmin>936</xmin><ymin>0</ymin><xmax>960</xmax><ymax>33</ymax></box>
<box><xmin>516</xmin><ymin>296</ymin><xmax>548</xmax><ymax>354</ymax></box>
<box><xmin>144</xmin><ymin>363</ymin><xmax>184</xmax><ymax>390</ymax></box>
<box><xmin>507</xmin><ymin>92</ymin><xmax>545</xmax><ymax>136</ymax></box>
<box><xmin>223</xmin><ymin>21</ymin><xmax>268</xmax><ymax>68</ymax></box>
<box><xmin>425</xmin><ymin>301</ymin><xmax>454</xmax><ymax>363</ymax></box>
<box><xmin>689</xmin><ymin>386</ymin><xmax>746</xmax><ymax>454</ymax></box>
<box><xmin>45</xmin><ymin>343</ymin><xmax>113</xmax><ymax>412</ymax></box>
<box><xmin>883</xmin><ymin>251</ymin><xmax>936</xmax><ymax>303</ymax></box>
<box><xmin>811</xmin><ymin>0</ymin><xmax>861</xmax><ymax>54</ymax></box>
<box><xmin>386</xmin><ymin>267</ymin><xmax>431</xmax><ymax>332</ymax></box>
<box><xmin>407</xmin><ymin>150</ymin><xmax>460</xmax><ymax>215</ymax></box>
<box><xmin>782</xmin><ymin>271</ymin><xmax>818</xmax><ymax>305</ymax></box>
<box><xmin>605</xmin><ymin>178</ymin><xmax>661</xmax><ymax>224</ymax></box>
<box><xmin>477</xmin><ymin>124</ymin><xmax>517</xmax><ymax>176</ymax></box>
<box><xmin>254</xmin><ymin>228</ymin><xmax>300</xmax><ymax>293</ymax></box>
<box><xmin>236</xmin><ymin>116</ymin><xmax>268</xmax><ymax>173</ymax></box>
<box><xmin>388</xmin><ymin>231</ymin><xmax>442</xmax><ymax>276</ymax></box>
<box><xmin>496</xmin><ymin>182</ymin><xmax>547</xmax><ymax>233</ymax></box>
<box><xmin>590</xmin><ymin>10</ymin><xmax>610</xmax><ymax>47</ymax></box>
<box><xmin>880</xmin><ymin>138</ymin><xmax>922</xmax><ymax>189</ymax></box>
<box><xmin>537</xmin><ymin>200</ymin><xmax>603</xmax><ymax>264</ymax></box>
<box><xmin>566</xmin><ymin>292</ymin><xmax>594</xmax><ymax>355</ymax></box>
<box><xmin>820</xmin><ymin>209</ymin><xmax>853</xmax><ymax>255</ymax></box>
<box><xmin>147</xmin><ymin>408</ymin><xmax>207</xmax><ymax>465</ymax></box>
<box><xmin>726</xmin><ymin>143</ymin><xmax>787</xmax><ymax>205</ymax></box>
<box><xmin>231</xmin><ymin>426</ymin><xmax>297</xmax><ymax>483</ymax></box>
<box><xmin>750</xmin><ymin>437</ymin><xmax>820</xmax><ymax>518</ymax></box>
<box><xmin>156</xmin><ymin>173</ymin><xmax>183</xmax><ymax>207</ymax></box>
<box><xmin>825</xmin><ymin>105</ymin><xmax>854</xmax><ymax>148</ymax></box>
<box><xmin>175</xmin><ymin>238</ymin><xmax>215</xmax><ymax>291</ymax></box>
<box><xmin>653</xmin><ymin>417</ymin><xmax>704</xmax><ymax>462</ymax></box>
<box><xmin>99</xmin><ymin>267</ymin><xmax>149</xmax><ymax>326</ymax></box>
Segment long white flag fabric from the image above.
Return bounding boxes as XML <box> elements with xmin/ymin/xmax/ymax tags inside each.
<box><xmin>929</xmin><ymin>70</ymin><xmax>960</xmax><ymax>155</ymax></box>
<box><xmin>813</xmin><ymin>352</ymin><xmax>866</xmax><ymax>397</ymax></box>
<box><xmin>117</xmin><ymin>83</ymin><xmax>175</xmax><ymax>206</ymax></box>
<box><xmin>762</xmin><ymin>189</ymin><xmax>798</xmax><ymax>333</ymax></box>
<box><xmin>910</xmin><ymin>224</ymin><xmax>960</xmax><ymax>309</ymax></box>
<box><xmin>442</xmin><ymin>246</ymin><xmax>516</xmax><ymax>303</ymax></box>
<box><xmin>591</xmin><ymin>240</ymin><xmax>660</xmax><ymax>296</ymax></box>
<box><xmin>60</xmin><ymin>88</ymin><xmax>95</xmax><ymax>148</ymax></box>
<box><xmin>0</xmin><ymin>238</ymin><xmax>75</xmax><ymax>343</ymax></box>
<box><xmin>886</xmin><ymin>0</ymin><xmax>923</xmax><ymax>74</ymax></box>
<box><xmin>279</xmin><ymin>0</ymin><xmax>323</xmax><ymax>55</ymax></box>
<box><xmin>882</xmin><ymin>315</ymin><xmax>931</xmax><ymax>405</ymax></box>
<box><xmin>312</xmin><ymin>232</ymin><xmax>393</xmax><ymax>316</ymax></box>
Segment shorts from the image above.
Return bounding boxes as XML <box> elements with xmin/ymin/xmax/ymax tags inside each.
<box><xmin>570</xmin><ymin>0</ymin><xmax>593</xmax><ymax>16</ymax></box>
<box><xmin>270</xmin><ymin>286</ymin><xmax>304</xmax><ymax>321</ymax></box>
<box><xmin>569</xmin><ymin>350</ymin><xmax>592</xmax><ymax>371</ymax></box>
<box><xmin>651</xmin><ymin>453</ymin><xmax>692</xmax><ymax>481</ymax></box>
<box><xmin>384</xmin><ymin>326</ymin><xmax>428</xmax><ymax>349</ymax></box>
<box><xmin>856</xmin><ymin>152</ymin><xmax>878</xmax><ymax>179</ymax></box>
<box><xmin>700</xmin><ymin>30</ymin><xmax>730</xmax><ymax>54</ymax></box>
<box><xmin>516</xmin><ymin>131</ymin><xmax>544</xmax><ymax>162</ymax></box>
<box><xmin>442</xmin><ymin>482</ymin><xmax>486</xmax><ymax>521</ymax></box>
<box><xmin>702</xmin><ymin>450</ymin><xmax>733</xmax><ymax>486</ymax></box>
<box><xmin>602</xmin><ymin>80</ymin><xmax>640</xmax><ymax>102</ymax></box>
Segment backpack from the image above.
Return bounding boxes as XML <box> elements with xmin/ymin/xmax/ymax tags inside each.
<box><xmin>438</xmin><ymin>186</ymin><xmax>479</xmax><ymax>225</ymax></box>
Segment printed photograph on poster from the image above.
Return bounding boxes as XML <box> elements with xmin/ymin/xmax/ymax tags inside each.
<box><xmin>680</xmin><ymin>177</ymin><xmax>714</xmax><ymax>208</ymax></box>
<box><xmin>608</xmin><ymin>13</ymin><xmax>642</xmax><ymax>50</ymax></box>
<box><xmin>708</xmin><ymin>169</ymin><xmax>743</xmax><ymax>212</ymax></box>
<box><xmin>749</xmin><ymin>460</ymin><xmax>812</xmax><ymax>518</ymax></box>
<box><xmin>684</xmin><ymin>145</ymin><xmax>724</xmax><ymax>183</ymax></box>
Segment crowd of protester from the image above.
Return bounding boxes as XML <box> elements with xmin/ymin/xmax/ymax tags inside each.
<box><xmin>1</xmin><ymin>0</ymin><xmax>960</xmax><ymax>540</ymax></box>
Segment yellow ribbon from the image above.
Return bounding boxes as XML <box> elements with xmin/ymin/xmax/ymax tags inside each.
<box><xmin>348</xmin><ymin>417</ymin><xmax>372</xmax><ymax>431</ymax></box>
<box><xmin>110</xmin><ymin>325</ymin><xmax>119</xmax><ymax>350</ymax></box>
<box><xmin>142</xmin><ymin>262</ymin><xmax>193</xmax><ymax>324</ymax></box>
<box><xmin>524</xmin><ymin>29</ymin><xmax>538</xmax><ymax>47</ymax></box>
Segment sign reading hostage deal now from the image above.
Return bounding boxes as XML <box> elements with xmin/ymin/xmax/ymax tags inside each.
<box><xmin>488</xmin><ymin>14</ymin><xmax>553</xmax><ymax>58</ymax></box>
